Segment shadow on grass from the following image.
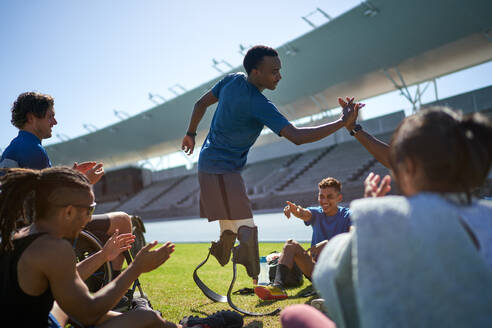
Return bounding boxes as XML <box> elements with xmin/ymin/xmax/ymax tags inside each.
<box><xmin>189</xmin><ymin>301</ymin><xmax>221</xmax><ymax>316</ymax></box>
<box><xmin>291</xmin><ymin>284</ymin><xmax>318</xmax><ymax>299</ymax></box>
<box><xmin>254</xmin><ymin>299</ymin><xmax>282</xmax><ymax>308</ymax></box>
<box><xmin>244</xmin><ymin>320</ymin><xmax>264</xmax><ymax>328</ymax></box>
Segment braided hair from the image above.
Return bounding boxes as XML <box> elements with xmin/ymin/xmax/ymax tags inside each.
<box><xmin>0</xmin><ymin>167</ymin><xmax>91</xmax><ymax>254</ymax></box>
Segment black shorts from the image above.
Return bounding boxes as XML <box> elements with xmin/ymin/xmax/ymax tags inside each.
<box><xmin>84</xmin><ymin>214</ymin><xmax>111</xmax><ymax>244</ymax></box>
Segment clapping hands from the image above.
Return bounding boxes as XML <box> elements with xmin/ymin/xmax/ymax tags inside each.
<box><xmin>364</xmin><ymin>172</ymin><xmax>391</xmax><ymax>198</ymax></box>
<box><xmin>73</xmin><ymin>161</ymin><xmax>104</xmax><ymax>185</ymax></box>
<box><xmin>102</xmin><ymin>229</ymin><xmax>135</xmax><ymax>262</ymax></box>
<box><xmin>133</xmin><ymin>241</ymin><xmax>175</xmax><ymax>274</ymax></box>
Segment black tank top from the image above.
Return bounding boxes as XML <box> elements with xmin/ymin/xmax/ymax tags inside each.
<box><xmin>0</xmin><ymin>232</ymin><xmax>55</xmax><ymax>327</ymax></box>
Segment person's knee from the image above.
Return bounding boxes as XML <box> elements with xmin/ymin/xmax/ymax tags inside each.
<box><xmin>134</xmin><ymin>309</ymin><xmax>166</xmax><ymax>327</ymax></box>
<box><xmin>108</xmin><ymin>212</ymin><xmax>132</xmax><ymax>234</ymax></box>
<box><xmin>283</xmin><ymin>239</ymin><xmax>303</xmax><ymax>255</ymax></box>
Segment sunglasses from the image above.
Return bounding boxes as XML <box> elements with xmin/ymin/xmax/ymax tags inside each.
<box><xmin>75</xmin><ymin>202</ymin><xmax>97</xmax><ymax>216</ymax></box>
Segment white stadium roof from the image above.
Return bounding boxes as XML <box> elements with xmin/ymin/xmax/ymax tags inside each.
<box><xmin>46</xmin><ymin>0</ymin><xmax>492</xmax><ymax>167</ymax></box>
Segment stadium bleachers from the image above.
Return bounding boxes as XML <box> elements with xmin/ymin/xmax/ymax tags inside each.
<box><xmin>96</xmin><ymin>134</ymin><xmax>396</xmax><ymax>218</ymax></box>
<box><xmin>92</xmin><ymin>86</ymin><xmax>492</xmax><ymax>219</ymax></box>
<box><xmin>115</xmin><ymin>176</ymin><xmax>185</xmax><ymax>213</ymax></box>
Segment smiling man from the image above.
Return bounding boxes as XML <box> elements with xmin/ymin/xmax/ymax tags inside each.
<box><xmin>0</xmin><ymin>92</ymin><xmax>133</xmax><ymax>304</ymax></box>
<box><xmin>182</xmin><ymin>45</ymin><xmax>360</xmax><ymax>288</ymax></box>
<box><xmin>254</xmin><ymin>177</ymin><xmax>351</xmax><ymax>300</ymax></box>
<box><xmin>0</xmin><ymin>92</ymin><xmax>57</xmax><ymax>169</ymax></box>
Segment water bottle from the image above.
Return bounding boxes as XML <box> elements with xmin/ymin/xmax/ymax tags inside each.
<box><xmin>257</xmin><ymin>256</ymin><xmax>269</xmax><ymax>285</ymax></box>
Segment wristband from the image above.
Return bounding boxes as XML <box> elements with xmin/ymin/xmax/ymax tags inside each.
<box><xmin>349</xmin><ymin>124</ymin><xmax>362</xmax><ymax>136</ymax></box>
<box><xmin>186</xmin><ymin>131</ymin><xmax>197</xmax><ymax>137</ymax></box>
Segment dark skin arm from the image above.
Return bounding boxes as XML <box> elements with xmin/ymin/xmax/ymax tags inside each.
<box><xmin>280</xmin><ymin>98</ymin><xmax>363</xmax><ymax>145</ymax></box>
<box><xmin>339</xmin><ymin>98</ymin><xmax>391</xmax><ymax>168</ymax></box>
<box><xmin>181</xmin><ymin>91</ymin><xmax>218</xmax><ymax>155</ymax></box>
<box><xmin>44</xmin><ymin>240</ymin><xmax>175</xmax><ymax>326</ymax></box>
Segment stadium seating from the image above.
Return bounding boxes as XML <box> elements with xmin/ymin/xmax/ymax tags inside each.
<box><xmin>93</xmin><ymin>86</ymin><xmax>492</xmax><ymax>219</ymax></box>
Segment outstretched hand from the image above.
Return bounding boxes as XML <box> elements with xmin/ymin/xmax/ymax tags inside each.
<box><xmin>182</xmin><ymin>135</ymin><xmax>195</xmax><ymax>155</ymax></box>
<box><xmin>102</xmin><ymin>229</ymin><xmax>135</xmax><ymax>262</ymax></box>
<box><xmin>364</xmin><ymin>172</ymin><xmax>391</xmax><ymax>198</ymax></box>
<box><xmin>133</xmin><ymin>241</ymin><xmax>175</xmax><ymax>274</ymax></box>
<box><xmin>73</xmin><ymin>161</ymin><xmax>104</xmax><ymax>185</ymax></box>
<box><xmin>338</xmin><ymin>97</ymin><xmax>365</xmax><ymax>129</ymax></box>
<box><xmin>284</xmin><ymin>201</ymin><xmax>303</xmax><ymax>219</ymax></box>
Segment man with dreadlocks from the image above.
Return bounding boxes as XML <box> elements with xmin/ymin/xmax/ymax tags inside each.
<box><xmin>0</xmin><ymin>167</ymin><xmax>243</xmax><ymax>328</ymax></box>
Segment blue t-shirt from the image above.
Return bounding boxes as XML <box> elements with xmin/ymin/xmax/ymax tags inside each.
<box><xmin>305</xmin><ymin>206</ymin><xmax>351</xmax><ymax>246</ymax></box>
<box><xmin>198</xmin><ymin>73</ymin><xmax>290</xmax><ymax>173</ymax></box>
<box><xmin>0</xmin><ymin>131</ymin><xmax>51</xmax><ymax>170</ymax></box>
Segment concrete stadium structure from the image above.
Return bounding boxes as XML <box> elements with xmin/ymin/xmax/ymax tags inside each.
<box><xmin>92</xmin><ymin>86</ymin><xmax>492</xmax><ymax>219</ymax></box>
<box><xmin>37</xmin><ymin>0</ymin><xmax>492</xmax><ymax>219</ymax></box>
<box><xmin>45</xmin><ymin>0</ymin><xmax>492</xmax><ymax>168</ymax></box>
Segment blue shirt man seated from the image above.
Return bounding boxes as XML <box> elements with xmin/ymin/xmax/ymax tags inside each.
<box><xmin>254</xmin><ymin>177</ymin><xmax>351</xmax><ymax>300</ymax></box>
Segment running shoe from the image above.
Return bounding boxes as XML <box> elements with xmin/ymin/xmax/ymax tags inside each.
<box><xmin>254</xmin><ymin>285</ymin><xmax>288</xmax><ymax>300</ymax></box>
<box><xmin>180</xmin><ymin>310</ymin><xmax>243</xmax><ymax>328</ymax></box>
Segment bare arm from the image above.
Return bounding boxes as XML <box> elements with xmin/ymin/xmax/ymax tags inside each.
<box><xmin>308</xmin><ymin>240</ymin><xmax>328</xmax><ymax>261</ymax></box>
<box><xmin>76</xmin><ymin>232</ymin><xmax>135</xmax><ymax>281</ymax></box>
<box><xmin>45</xmin><ymin>240</ymin><xmax>174</xmax><ymax>326</ymax></box>
<box><xmin>352</xmin><ymin>130</ymin><xmax>391</xmax><ymax>168</ymax></box>
<box><xmin>279</xmin><ymin>99</ymin><xmax>362</xmax><ymax>146</ymax></box>
<box><xmin>284</xmin><ymin>201</ymin><xmax>312</xmax><ymax>222</ymax></box>
<box><xmin>279</xmin><ymin>119</ymin><xmax>346</xmax><ymax>145</ymax></box>
<box><xmin>181</xmin><ymin>91</ymin><xmax>218</xmax><ymax>155</ymax></box>
<box><xmin>338</xmin><ymin>97</ymin><xmax>391</xmax><ymax>168</ymax></box>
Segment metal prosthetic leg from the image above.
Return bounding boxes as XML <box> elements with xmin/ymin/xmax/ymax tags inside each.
<box><xmin>193</xmin><ymin>225</ymin><xmax>280</xmax><ymax>316</ymax></box>
<box><xmin>210</xmin><ymin>229</ymin><xmax>237</xmax><ymax>266</ymax></box>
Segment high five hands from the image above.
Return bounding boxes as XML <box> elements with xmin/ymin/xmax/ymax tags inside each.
<box><xmin>338</xmin><ymin>97</ymin><xmax>365</xmax><ymax>129</ymax></box>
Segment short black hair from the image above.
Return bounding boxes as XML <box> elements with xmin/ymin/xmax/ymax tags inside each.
<box><xmin>243</xmin><ymin>45</ymin><xmax>278</xmax><ymax>75</ymax></box>
<box><xmin>11</xmin><ymin>92</ymin><xmax>54</xmax><ymax>129</ymax></box>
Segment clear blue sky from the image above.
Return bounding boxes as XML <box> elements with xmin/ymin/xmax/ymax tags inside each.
<box><xmin>1</xmin><ymin>0</ymin><xmax>491</xmax><ymax>157</ymax></box>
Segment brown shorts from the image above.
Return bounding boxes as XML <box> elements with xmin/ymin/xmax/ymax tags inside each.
<box><xmin>198</xmin><ymin>171</ymin><xmax>253</xmax><ymax>222</ymax></box>
<box><xmin>85</xmin><ymin>214</ymin><xmax>111</xmax><ymax>244</ymax></box>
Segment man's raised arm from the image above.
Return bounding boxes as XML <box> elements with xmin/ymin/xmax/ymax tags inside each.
<box><xmin>352</xmin><ymin>130</ymin><xmax>391</xmax><ymax>168</ymax></box>
<box><xmin>338</xmin><ymin>97</ymin><xmax>391</xmax><ymax>168</ymax></box>
<box><xmin>181</xmin><ymin>91</ymin><xmax>218</xmax><ymax>155</ymax></box>
<box><xmin>280</xmin><ymin>98</ymin><xmax>362</xmax><ymax>146</ymax></box>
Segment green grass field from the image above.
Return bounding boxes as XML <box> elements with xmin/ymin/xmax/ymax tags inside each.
<box><xmin>139</xmin><ymin>242</ymin><xmax>317</xmax><ymax>328</ymax></box>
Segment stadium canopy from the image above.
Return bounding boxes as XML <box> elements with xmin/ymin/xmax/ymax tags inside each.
<box><xmin>46</xmin><ymin>0</ymin><xmax>492</xmax><ymax>168</ymax></box>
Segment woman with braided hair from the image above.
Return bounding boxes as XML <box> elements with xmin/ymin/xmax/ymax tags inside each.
<box><xmin>0</xmin><ymin>167</ymin><xmax>181</xmax><ymax>327</ymax></box>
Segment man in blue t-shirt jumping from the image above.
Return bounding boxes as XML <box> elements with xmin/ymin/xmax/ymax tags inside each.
<box><xmin>255</xmin><ymin>177</ymin><xmax>351</xmax><ymax>300</ymax></box>
<box><xmin>181</xmin><ymin>45</ymin><xmax>361</xmax><ymax>285</ymax></box>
